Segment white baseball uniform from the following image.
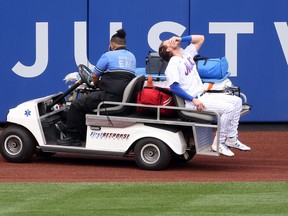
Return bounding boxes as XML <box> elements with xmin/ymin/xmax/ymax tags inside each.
<box><xmin>165</xmin><ymin>44</ymin><xmax>242</xmax><ymax>143</ymax></box>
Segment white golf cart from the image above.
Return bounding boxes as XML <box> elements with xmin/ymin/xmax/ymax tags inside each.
<box><xmin>0</xmin><ymin>65</ymin><xmax>251</xmax><ymax>170</ymax></box>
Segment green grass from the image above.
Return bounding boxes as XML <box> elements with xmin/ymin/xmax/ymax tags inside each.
<box><xmin>0</xmin><ymin>182</ymin><xmax>287</xmax><ymax>216</ymax></box>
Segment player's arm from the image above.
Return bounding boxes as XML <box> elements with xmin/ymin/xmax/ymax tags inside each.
<box><xmin>170</xmin><ymin>82</ymin><xmax>193</xmax><ymax>101</ymax></box>
<box><xmin>170</xmin><ymin>82</ymin><xmax>205</xmax><ymax>111</ymax></box>
<box><xmin>181</xmin><ymin>35</ymin><xmax>205</xmax><ymax>52</ymax></box>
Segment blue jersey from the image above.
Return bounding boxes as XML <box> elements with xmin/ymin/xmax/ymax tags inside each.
<box><xmin>92</xmin><ymin>49</ymin><xmax>136</xmax><ymax>75</ymax></box>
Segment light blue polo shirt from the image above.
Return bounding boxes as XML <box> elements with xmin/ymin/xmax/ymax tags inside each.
<box><xmin>92</xmin><ymin>49</ymin><xmax>136</xmax><ymax>75</ymax></box>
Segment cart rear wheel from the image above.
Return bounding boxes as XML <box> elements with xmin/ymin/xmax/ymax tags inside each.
<box><xmin>0</xmin><ymin>126</ymin><xmax>36</xmax><ymax>162</ymax></box>
<box><xmin>134</xmin><ymin>138</ymin><xmax>172</xmax><ymax>170</ymax></box>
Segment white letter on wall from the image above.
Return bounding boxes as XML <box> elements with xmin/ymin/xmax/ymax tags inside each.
<box><xmin>275</xmin><ymin>22</ymin><xmax>288</xmax><ymax>65</ymax></box>
<box><xmin>110</xmin><ymin>22</ymin><xmax>122</xmax><ymax>39</ymax></box>
<box><xmin>12</xmin><ymin>22</ymin><xmax>48</xmax><ymax>78</ymax></box>
<box><xmin>209</xmin><ymin>22</ymin><xmax>254</xmax><ymax>76</ymax></box>
<box><xmin>74</xmin><ymin>21</ymin><xmax>93</xmax><ymax>67</ymax></box>
<box><xmin>148</xmin><ymin>21</ymin><xmax>186</xmax><ymax>52</ymax></box>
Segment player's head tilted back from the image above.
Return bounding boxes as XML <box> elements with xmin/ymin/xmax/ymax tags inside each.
<box><xmin>158</xmin><ymin>36</ymin><xmax>181</xmax><ymax>62</ymax></box>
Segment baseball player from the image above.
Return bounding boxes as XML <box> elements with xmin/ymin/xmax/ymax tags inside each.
<box><xmin>158</xmin><ymin>35</ymin><xmax>251</xmax><ymax>157</ymax></box>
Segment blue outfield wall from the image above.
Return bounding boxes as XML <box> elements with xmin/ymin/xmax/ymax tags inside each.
<box><xmin>0</xmin><ymin>0</ymin><xmax>287</xmax><ymax>122</ymax></box>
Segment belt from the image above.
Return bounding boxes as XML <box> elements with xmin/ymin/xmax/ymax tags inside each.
<box><xmin>195</xmin><ymin>91</ymin><xmax>206</xmax><ymax>99</ymax></box>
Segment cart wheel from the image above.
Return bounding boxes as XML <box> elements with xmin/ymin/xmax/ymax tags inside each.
<box><xmin>0</xmin><ymin>126</ymin><xmax>36</xmax><ymax>163</ymax></box>
<box><xmin>134</xmin><ymin>138</ymin><xmax>172</xmax><ymax>170</ymax></box>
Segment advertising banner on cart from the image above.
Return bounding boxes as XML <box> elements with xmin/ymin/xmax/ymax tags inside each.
<box><xmin>0</xmin><ymin>0</ymin><xmax>287</xmax><ymax>122</ymax></box>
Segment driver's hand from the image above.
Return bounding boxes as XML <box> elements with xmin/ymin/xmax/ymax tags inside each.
<box><xmin>92</xmin><ymin>73</ymin><xmax>100</xmax><ymax>87</ymax></box>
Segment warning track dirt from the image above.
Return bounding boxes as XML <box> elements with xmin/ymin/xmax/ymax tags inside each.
<box><xmin>0</xmin><ymin>129</ymin><xmax>287</xmax><ymax>182</ymax></box>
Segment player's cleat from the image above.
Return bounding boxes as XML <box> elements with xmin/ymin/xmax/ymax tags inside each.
<box><xmin>212</xmin><ymin>141</ymin><xmax>235</xmax><ymax>157</ymax></box>
<box><xmin>226</xmin><ymin>137</ymin><xmax>251</xmax><ymax>151</ymax></box>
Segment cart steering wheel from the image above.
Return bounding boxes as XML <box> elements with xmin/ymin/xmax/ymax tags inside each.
<box><xmin>78</xmin><ymin>64</ymin><xmax>95</xmax><ymax>88</ymax></box>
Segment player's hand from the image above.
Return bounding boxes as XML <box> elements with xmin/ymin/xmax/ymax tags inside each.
<box><xmin>192</xmin><ymin>98</ymin><xmax>206</xmax><ymax>112</ymax></box>
<box><xmin>170</xmin><ymin>36</ymin><xmax>181</xmax><ymax>44</ymax></box>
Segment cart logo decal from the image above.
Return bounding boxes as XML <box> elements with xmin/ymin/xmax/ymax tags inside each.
<box><xmin>89</xmin><ymin>132</ymin><xmax>130</xmax><ymax>140</ymax></box>
<box><xmin>24</xmin><ymin>109</ymin><xmax>31</xmax><ymax>117</ymax></box>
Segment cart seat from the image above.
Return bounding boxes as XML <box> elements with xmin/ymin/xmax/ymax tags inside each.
<box><xmin>94</xmin><ymin>75</ymin><xmax>145</xmax><ymax>115</ymax></box>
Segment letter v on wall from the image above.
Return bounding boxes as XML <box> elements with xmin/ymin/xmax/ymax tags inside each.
<box><xmin>275</xmin><ymin>22</ymin><xmax>288</xmax><ymax>65</ymax></box>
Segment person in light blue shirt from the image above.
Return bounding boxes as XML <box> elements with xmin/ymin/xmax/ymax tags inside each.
<box><xmin>89</xmin><ymin>29</ymin><xmax>137</xmax><ymax>99</ymax></box>
<box><xmin>93</xmin><ymin>45</ymin><xmax>136</xmax><ymax>75</ymax></box>
<box><xmin>57</xmin><ymin>29</ymin><xmax>136</xmax><ymax>146</ymax></box>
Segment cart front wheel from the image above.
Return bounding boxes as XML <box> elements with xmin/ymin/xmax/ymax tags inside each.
<box><xmin>0</xmin><ymin>126</ymin><xmax>36</xmax><ymax>163</ymax></box>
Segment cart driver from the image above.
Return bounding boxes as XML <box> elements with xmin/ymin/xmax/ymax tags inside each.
<box><xmin>57</xmin><ymin>29</ymin><xmax>136</xmax><ymax>146</ymax></box>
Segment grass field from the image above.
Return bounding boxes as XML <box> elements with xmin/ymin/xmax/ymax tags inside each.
<box><xmin>0</xmin><ymin>182</ymin><xmax>287</xmax><ymax>216</ymax></box>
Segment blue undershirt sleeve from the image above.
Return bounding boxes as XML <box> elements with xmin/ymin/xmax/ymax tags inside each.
<box><xmin>170</xmin><ymin>82</ymin><xmax>194</xmax><ymax>101</ymax></box>
<box><xmin>181</xmin><ymin>35</ymin><xmax>192</xmax><ymax>43</ymax></box>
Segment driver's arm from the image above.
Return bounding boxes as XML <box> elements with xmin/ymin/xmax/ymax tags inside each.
<box><xmin>92</xmin><ymin>73</ymin><xmax>100</xmax><ymax>87</ymax></box>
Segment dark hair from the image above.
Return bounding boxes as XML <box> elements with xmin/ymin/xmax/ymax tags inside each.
<box><xmin>158</xmin><ymin>41</ymin><xmax>172</xmax><ymax>62</ymax></box>
<box><xmin>111</xmin><ymin>29</ymin><xmax>126</xmax><ymax>45</ymax></box>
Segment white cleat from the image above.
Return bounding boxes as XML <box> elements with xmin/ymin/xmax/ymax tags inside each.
<box><xmin>226</xmin><ymin>137</ymin><xmax>251</xmax><ymax>151</ymax></box>
<box><xmin>212</xmin><ymin>142</ymin><xmax>235</xmax><ymax>157</ymax></box>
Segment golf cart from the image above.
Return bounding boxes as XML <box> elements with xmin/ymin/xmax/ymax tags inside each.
<box><xmin>0</xmin><ymin>65</ymin><xmax>251</xmax><ymax>170</ymax></box>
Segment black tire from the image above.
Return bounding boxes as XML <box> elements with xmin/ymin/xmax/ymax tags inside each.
<box><xmin>0</xmin><ymin>126</ymin><xmax>36</xmax><ymax>163</ymax></box>
<box><xmin>134</xmin><ymin>138</ymin><xmax>172</xmax><ymax>170</ymax></box>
